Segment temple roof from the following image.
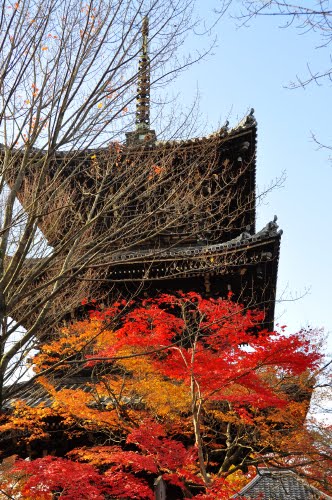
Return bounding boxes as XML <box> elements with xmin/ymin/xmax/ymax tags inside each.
<box><xmin>108</xmin><ymin>216</ymin><xmax>281</xmax><ymax>268</ymax></box>
<box><xmin>233</xmin><ymin>468</ymin><xmax>332</xmax><ymax>500</ymax></box>
<box><xmin>0</xmin><ymin>108</ymin><xmax>256</xmax><ymax>156</ymax></box>
<box><xmin>4</xmin><ymin>113</ymin><xmax>258</xmax><ymax>250</ymax></box>
<box><xmin>150</xmin><ymin>109</ymin><xmax>256</xmax><ymax>151</ymax></box>
<box><xmin>3</xmin><ymin>377</ymin><xmax>92</xmax><ymax>410</ymax></box>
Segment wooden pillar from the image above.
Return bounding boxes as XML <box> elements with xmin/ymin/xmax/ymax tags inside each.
<box><xmin>204</xmin><ymin>273</ymin><xmax>211</xmax><ymax>295</ymax></box>
<box><xmin>154</xmin><ymin>475</ymin><xmax>166</xmax><ymax>500</ymax></box>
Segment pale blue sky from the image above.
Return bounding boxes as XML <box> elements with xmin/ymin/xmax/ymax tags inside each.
<box><xmin>169</xmin><ymin>2</ymin><xmax>332</xmax><ymax>352</ymax></box>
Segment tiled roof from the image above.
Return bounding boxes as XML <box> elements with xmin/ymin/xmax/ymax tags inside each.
<box><xmin>110</xmin><ymin>217</ymin><xmax>282</xmax><ymax>264</ymax></box>
<box><xmin>0</xmin><ymin>111</ymin><xmax>256</xmax><ymax>157</ymax></box>
<box><xmin>151</xmin><ymin>109</ymin><xmax>257</xmax><ymax>149</ymax></box>
<box><xmin>3</xmin><ymin>377</ymin><xmax>93</xmax><ymax>410</ymax></box>
<box><xmin>233</xmin><ymin>469</ymin><xmax>332</xmax><ymax>500</ymax></box>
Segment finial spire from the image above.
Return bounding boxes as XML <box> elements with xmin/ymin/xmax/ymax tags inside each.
<box><xmin>126</xmin><ymin>17</ymin><xmax>156</xmax><ymax>146</ymax></box>
<box><xmin>136</xmin><ymin>16</ymin><xmax>150</xmax><ymax>130</ymax></box>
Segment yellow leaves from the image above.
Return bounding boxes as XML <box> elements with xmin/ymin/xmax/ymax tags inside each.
<box><xmin>90</xmin><ymin>153</ymin><xmax>99</xmax><ymax>169</ymax></box>
<box><xmin>269</xmin><ymin>400</ymin><xmax>308</xmax><ymax>427</ymax></box>
<box><xmin>17</xmin><ymin>315</ymin><xmax>186</xmax><ymax>443</ymax></box>
<box><xmin>0</xmin><ymin>401</ymin><xmax>55</xmax><ymax>443</ymax></box>
<box><xmin>141</xmin><ymin>378</ymin><xmax>190</xmax><ymax>418</ymax></box>
<box><xmin>97</xmin><ymin>102</ymin><xmax>103</xmax><ymax>109</ymax></box>
<box><xmin>51</xmin><ymin>387</ymin><xmax>92</xmax><ymax>413</ymax></box>
<box><xmin>208</xmin><ymin>408</ymin><xmax>241</xmax><ymax>426</ymax></box>
<box><xmin>34</xmin><ymin>319</ymin><xmax>115</xmax><ymax>373</ymax></box>
<box><xmin>95</xmin><ymin>328</ymin><xmax>117</xmax><ymax>350</ymax></box>
<box><xmin>36</xmin><ymin>316</ymin><xmax>190</xmax><ymax>425</ymax></box>
<box><xmin>118</xmin><ymin>353</ymin><xmax>191</xmax><ymax>418</ymax></box>
<box><xmin>44</xmin><ymin>385</ymin><xmax>122</xmax><ymax>433</ymax></box>
<box><xmin>224</xmin><ymin>467</ymin><xmax>256</xmax><ymax>490</ymax></box>
<box><xmin>41</xmin><ymin>46</ymin><xmax>48</xmax><ymax>51</ymax></box>
<box><xmin>24</xmin><ymin>99</ymin><xmax>30</xmax><ymax>105</ymax></box>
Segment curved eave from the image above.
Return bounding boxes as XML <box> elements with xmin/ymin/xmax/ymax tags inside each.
<box><xmin>108</xmin><ymin>224</ymin><xmax>280</xmax><ymax>263</ymax></box>
<box><xmin>0</xmin><ymin>117</ymin><xmax>257</xmax><ymax>160</ymax></box>
<box><xmin>106</xmin><ymin>230</ymin><xmax>281</xmax><ymax>279</ymax></box>
<box><xmin>127</xmin><ymin>116</ymin><xmax>257</xmax><ymax>153</ymax></box>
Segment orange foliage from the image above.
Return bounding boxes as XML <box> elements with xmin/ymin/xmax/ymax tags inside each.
<box><xmin>0</xmin><ymin>293</ymin><xmax>327</xmax><ymax>498</ymax></box>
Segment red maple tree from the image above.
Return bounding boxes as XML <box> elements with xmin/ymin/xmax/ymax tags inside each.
<box><xmin>0</xmin><ymin>293</ymin><xmax>324</xmax><ymax>499</ymax></box>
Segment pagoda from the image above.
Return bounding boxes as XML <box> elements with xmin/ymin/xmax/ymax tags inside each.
<box><xmin>0</xmin><ymin>18</ymin><xmax>286</xmax><ymax>488</ymax></box>
<box><xmin>2</xmin><ymin>17</ymin><xmax>283</xmax><ymax>390</ymax></box>
<box><xmin>4</xmin><ymin>17</ymin><xmax>282</xmax><ymax>331</ymax></box>
<box><xmin>93</xmin><ymin>16</ymin><xmax>282</xmax><ymax>328</ymax></box>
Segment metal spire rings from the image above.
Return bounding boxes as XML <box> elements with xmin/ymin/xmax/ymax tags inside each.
<box><xmin>136</xmin><ymin>16</ymin><xmax>150</xmax><ymax>131</ymax></box>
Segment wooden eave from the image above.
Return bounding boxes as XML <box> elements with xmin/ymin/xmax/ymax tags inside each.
<box><xmin>103</xmin><ymin>226</ymin><xmax>281</xmax><ymax>280</ymax></box>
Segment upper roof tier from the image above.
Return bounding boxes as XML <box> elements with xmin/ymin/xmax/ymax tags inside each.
<box><xmin>4</xmin><ymin>113</ymin><xmax>257</xmax><ymax>250</ymax></box>
<box><xmin>3</xmin><ymin>14</ymin><xmax>258</xmax><ymax>254</ymax></box>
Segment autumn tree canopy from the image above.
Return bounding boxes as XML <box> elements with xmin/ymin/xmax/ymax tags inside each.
<box><xmin>1</xmin><ymin>293</ymin><xmax>328</xmax><ymax>499</ymax></box>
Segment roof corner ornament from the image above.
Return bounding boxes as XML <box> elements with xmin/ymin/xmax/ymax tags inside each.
<box><xmin>126</xmin><ymin>17</ymin><xmax>156</xmax><ymax>147</ymax></box>
<box><xmin>219</xmin><ymin>120</ymin><xmax>229</xmax><ymax>137</ymax></box>
<box><xmin>245</xmin><ymin>107</ymin><xmax>257</xmax><ymax>126</ymax></box>
<box><xmin>256</xmin><ymin>215</ymin><xmax>283</xmax><ymax>238</ymax></box>
<box><xmin>238</xmin><ymin>108</ymin><xmax>257</xmax><ymax>129</ymax></box>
